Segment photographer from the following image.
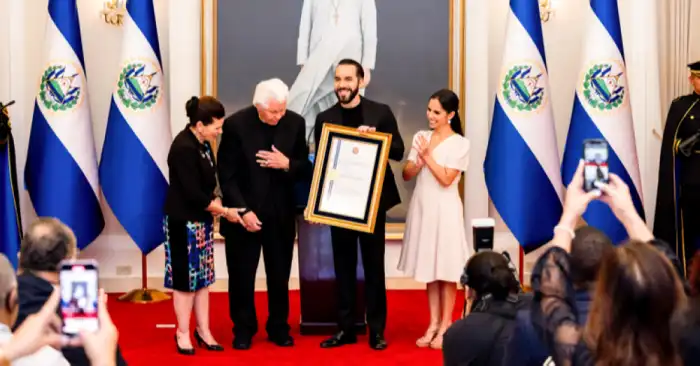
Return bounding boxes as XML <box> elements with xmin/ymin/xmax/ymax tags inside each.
<box><xmin>442</xmin><ymin>251</ymin><xmax>528</xmax><ymax>365</ymax></box>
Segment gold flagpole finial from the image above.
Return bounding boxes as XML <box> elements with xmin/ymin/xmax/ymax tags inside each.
<box><xmin>101</xmin><ymin>0</ymin><xmax>126</xmax><ymax>26</ymax></box>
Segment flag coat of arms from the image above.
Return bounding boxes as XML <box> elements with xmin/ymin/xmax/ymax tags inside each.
<box><xmin>484</xmin><ymin>0</ymin><xmax>563</xmax><ymax>251</ymax></box>
<box><xmin>562</xmin><ymin>0</ymin><xmax>644</xmax><ymax>243</ymax></box>
<box><xmin>99</xmin><ymin>0</ymin><xmax>171</xmax><ymax>254</ymax></box>
<box><xmin>25</xmin><ymin>0</ymin><xmax>104</xmax><ymax>250</ymax></box>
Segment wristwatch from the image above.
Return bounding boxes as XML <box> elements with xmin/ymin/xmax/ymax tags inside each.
<box><xmin>240</xmin><ymin>208</ymin><xmax>252</xmax><ymax>216</ymax></box>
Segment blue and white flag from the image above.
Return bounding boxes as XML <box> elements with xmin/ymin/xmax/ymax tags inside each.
<box><xmin>99</xmin><ymin>0</ymin><xmax>171</xmax><ymax>254</ymax></box>
<box><xmin>484</xmin><ymin>0</ymin><xmax>562</xmax><ymax>251</ymax></box>
<box><xmin>25</xmin><ymin>0</ymin><xmax>104</xmax><ymax>250</ymax></box>
<box><xmin>562</xmin><ymin>0</ymin><xmax>644</xmax><ymax>243</ymax></box>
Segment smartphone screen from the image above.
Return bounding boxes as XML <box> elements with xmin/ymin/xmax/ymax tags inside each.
<box><xmin>583</xmin><ymin>139</ymin><xmax>609</xmax><ymax>192</ymax></box>
<box><xmin>59</xmin><ymin>260</ymin><xmax>99</xmax><ymax>335</ymax></box>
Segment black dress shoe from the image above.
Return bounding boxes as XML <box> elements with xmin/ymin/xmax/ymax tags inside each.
<box><xmin>369</xmin><ymin>333</ymin><xmax>387</xmax><ymax>350</ymax></box>
<box><xmin>174</xmin><ymin>335</ymin><xmax>195</xmax><ymax>355</ymax></box>
<box><xmin>194</xmin><ymin>331</ymin><xmax>224</xmax><ymax>351</ymax></box>
<box><xmin>232</xmin><ymin>336</ymin><xmax>252</xmax><ymax>350</ymax></box>
<box><xmin>268</xmin><ymin>334</ymin><xmax>294</xmax><ymax>347</ymax></box>
<box><xmin>320</xmin><ymin>331</ymin><xmax>357</xmax><ymax>348</ymax></box>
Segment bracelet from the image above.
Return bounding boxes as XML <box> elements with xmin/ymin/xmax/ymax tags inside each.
<box><xmin>553</xmin><ymin>225</ymin><xmax>575</xmax><ymax>239</ymax></box>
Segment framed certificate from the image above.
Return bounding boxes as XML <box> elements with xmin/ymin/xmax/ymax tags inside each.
<box><xmin>305</xmin><ymin>123</ymin><xmax>392</xmax><ymax>233</ymax></box>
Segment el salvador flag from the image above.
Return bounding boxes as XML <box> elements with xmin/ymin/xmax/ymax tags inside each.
<box><xmin>99</xmin><ymin>0</ymin><xmax>171</xmax><ymax>254</ymax></box>
<box><xmin>562</xmin><ymin>0</ymin><xmax>644</xmax><ymax>244</ymax></box>
<box><xmin>484</xmin><ymin>0</ymin><xmax>562</xmax><ymax>251</ymax></box>
<box><xmin>25</xmin><ymin>0</ymin><xmax>104</xmax><ymax>250</ymax></box>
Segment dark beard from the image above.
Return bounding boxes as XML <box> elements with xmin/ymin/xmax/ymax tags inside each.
<box><xmin>335</xmin><ymin>87</ymin><xmax>359</xmax><ymax>104</ymax></box>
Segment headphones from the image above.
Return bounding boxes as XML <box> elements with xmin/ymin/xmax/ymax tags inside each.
<box><xmin>459</xmin><ymin>251</ymin><xmax>519</xmax><ymax>289</ymax></box>
<box><xmin>460</xmin><ymin>251</ymin><xmax>521</xmax><ymax>315</ymax></box>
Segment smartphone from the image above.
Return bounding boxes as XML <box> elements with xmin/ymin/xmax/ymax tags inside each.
<box><xmin>59</xmin><ymin>259</ymin><xmax>99</xmax><ymax>336</ymax></box>
<box><xmin>582</xmin><ymin>139</ymin><xmax>609</xmax><ymax>192</ymax></box>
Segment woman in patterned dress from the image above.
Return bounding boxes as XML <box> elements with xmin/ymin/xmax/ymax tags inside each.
<box><xmin>164</xmin><ymin>96</ymin><xmax>242</xmax><ymax>355</ymax></box>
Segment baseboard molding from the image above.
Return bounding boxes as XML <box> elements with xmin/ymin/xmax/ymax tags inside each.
<box><xmin>100</xmin><ymin>277</ymin><xmax>427</xmax><ymax>293</ymax></box>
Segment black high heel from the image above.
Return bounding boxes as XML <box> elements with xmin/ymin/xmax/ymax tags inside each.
<box><xmin>194</xmin><ymin>331</ymin><xmax>225</xmax><ymax>351</ymax></box>
<box><xmin>174</xmin><ymin>334</ymin><xmax>195</xmax><ymax>356</ymax></box>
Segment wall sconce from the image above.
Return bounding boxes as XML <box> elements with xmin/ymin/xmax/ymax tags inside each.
<box><xmin>540</xmin><ymin>0</ymin><xmax>554</xmax><ymax>22</ymax></box>
<box><xmin>101</xmin><ymin>0</ymin><xmax>126</xmax><ymax>26</ymax></box>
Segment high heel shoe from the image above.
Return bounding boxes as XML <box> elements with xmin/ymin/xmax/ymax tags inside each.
<box><xmin>416</xmin><ymin>328</ymin><xmax>438</xmax><ymax>348</ymax></box>
<box><xmin>430</xmin><ymin>332</ymin><xmax>445</xmax><ymax>350</ymax></box>
<box><xmin>194</xmin><ymin>331</ymin><xmax>224</xmax><ymax>351</ymax></box>
<box><xmin>174</xmin><ymin>334</ymin><xmax>195</xmax><ymax>355</ymax></box>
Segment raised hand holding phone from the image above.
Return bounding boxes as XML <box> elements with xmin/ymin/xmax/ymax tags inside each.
<box><xmin>582</xmin><ymin>139</ymin><xmax>609</xmax><ymax>192</ymax></box>
<box><xmin>78</xmin><ymin>289</ymin><xmax>119</xmax><ymax>366</ymax></box>
<box><xmin>59</xmin><ymin>260</ymin><xmax>99</xmax><ymax>336</ymax></box>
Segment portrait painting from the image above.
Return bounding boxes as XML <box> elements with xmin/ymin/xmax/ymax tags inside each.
<box><xmin>204</xmin><ymin>0</ymin><xmax>464</xmax><ymax>238</ymax></box>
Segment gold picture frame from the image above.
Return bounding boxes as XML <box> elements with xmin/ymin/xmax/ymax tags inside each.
<box><xmin>305</xmin><ymin>123</ymin><xmax>392</xmax><ymax>233</ymax></box>
<box><xmin>201</xmin><ymin>0</ymin><xmax>466</xmax><ymax>241</ymax></box>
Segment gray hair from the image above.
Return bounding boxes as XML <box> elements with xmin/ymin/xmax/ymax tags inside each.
<box><xmin>19</xmin><ymin>217</ymin><xmax>77</xmax><ymax>272</ymax></box>
<box><xmin>0</xmin><ymin>254</ymin><xmax>16</xmax><ymax>307</ymax></box>
<box><xmin>252</xmin><ymin>78</ymin><xmax>289</xmax><ymax>108</ymax></box>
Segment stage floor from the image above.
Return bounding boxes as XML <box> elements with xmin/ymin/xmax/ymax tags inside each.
<box><xmin>109</xmin><ymin>290</ymin><xmax>465</xmax><ymax>365</ymax></box>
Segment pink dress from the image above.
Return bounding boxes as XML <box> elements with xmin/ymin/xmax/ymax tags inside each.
<box><xmin>398</xmin><ymin>131</ymin><xmax>472</xmax><ymax>283</ymax></box>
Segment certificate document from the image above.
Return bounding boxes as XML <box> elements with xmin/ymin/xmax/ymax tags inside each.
<box><xmin>305</xmin><ymin>123</ymin><xmax>392</xmax><ymax>233</ymax></box>
<box><xmin>319</xmin><ymin>138</ymin><xmax>378</xmax><ymax>220</ymax></box>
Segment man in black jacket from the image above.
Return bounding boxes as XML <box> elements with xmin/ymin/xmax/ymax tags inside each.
<box><xmin>315</xmin><ymin>59</ymin><xmax>405</xmax><ymax>350</ymax></box>
<box><xmin>217</xmin><ymin>78</ymin><xmax>312</xmax><ymax>350</ymax></box>
<box><xmin>13</xmin><ymin>218</ymin><xmax>127</xmax><ymax>366</ymax></box>
<box><xmin>654</xmin><ymin>61</ymin><xmax>700</xmax><ymax>277</ymax></box>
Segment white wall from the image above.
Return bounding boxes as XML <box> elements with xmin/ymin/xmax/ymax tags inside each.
<box><xmin>0</xmin><ymin>0</ymin><xmax>8</xmax><ymax>100</ymax></box>
<box><xmin>0</xmin><ymin>0</ymin><xmax>689</xmax><ymax>290</ymax></box>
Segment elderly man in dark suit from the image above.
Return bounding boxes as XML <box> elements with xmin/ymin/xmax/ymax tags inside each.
<box><xmin>314</xmin><ymin>59</ymin><xmax>405</xmax><ymax>350</ymax></box>
<box><xmin>217</xmin><ymin>78</ymin><xmax>312</xmax><ymax>350</ymax></box>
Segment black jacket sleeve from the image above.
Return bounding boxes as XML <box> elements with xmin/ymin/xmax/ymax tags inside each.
<box><xmin>378</xmin><ymin>104</ymin><xmax>405</xmax><ymax>161</ymax></box>
<box><xmin>217</xmin><ymin>119</ymin><xmax>247</xmax><ymax>208</ymax></box>
<box><xmin>169</xmin><ymin>145</ymin><xmax>211</xmax><ymax>211</ymax></box>
<box><xmin>286</xmin><ymin>118</ymin><xmax>312</xmax><ymax>180</ymax></box>
<box><xmin>653</xmin><ymin>102</ymin><xmax>681</xmax><ymax>249</ymax></box>
<box><xmin>314</xmin><ymin>114</ymin><xmax>323</xmax><ymax>153</ymax></box>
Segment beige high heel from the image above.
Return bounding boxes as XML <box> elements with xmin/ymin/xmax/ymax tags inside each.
<box><xmin>429</xmin><ymin>332</ymin><xmax>444</xmax><ymax>350</ymax></box>
<box><xmin>416</xmin><ymin>328</ymin><xmax>438</xmax><ymax>348</ymax></box>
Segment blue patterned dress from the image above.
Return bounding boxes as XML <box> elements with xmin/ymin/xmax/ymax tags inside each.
<box><xmin>163</xmin><ymin>140</ymin><xmax>217</xmax><ymax>292</ymax></box>
<box><xmin>163</xmin><ymin>217</ymin><xmax>216</xmax><ymax>292</ymax></box>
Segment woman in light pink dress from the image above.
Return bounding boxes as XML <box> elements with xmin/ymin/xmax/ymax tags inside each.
<box><xmin>398</xmin><ymin>89</ymin><xmax>472</xmax><ymax>349</ymax></box>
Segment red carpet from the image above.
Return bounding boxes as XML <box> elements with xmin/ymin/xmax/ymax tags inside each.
<box><xmin>108</xmin><ymin>290</ymin><xmax>464</xmax><ymax>365</ymax></box>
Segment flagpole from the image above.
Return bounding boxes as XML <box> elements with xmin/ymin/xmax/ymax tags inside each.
<box><xmin>118</xmin><ymin>253</ymin><xmax>170</xmax><ymax>303</ymax></box>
